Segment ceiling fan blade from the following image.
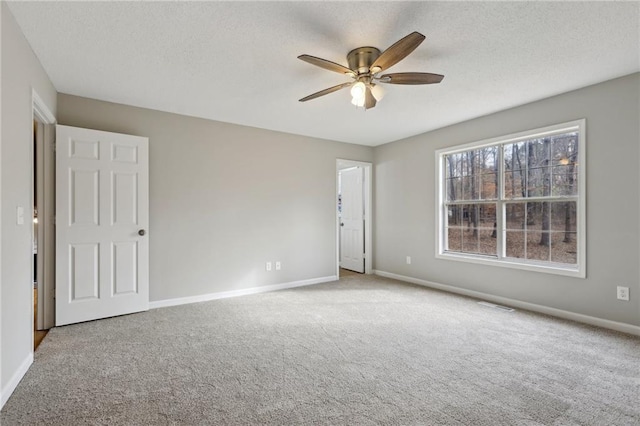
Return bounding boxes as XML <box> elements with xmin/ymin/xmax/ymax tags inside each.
<box><xmin>364</xmin><ymin>86</ymin><xmax>377</xmax><ymax>109</ymax></box>
<box><xmin>380</xmin><ymin>72</ymin><xmax>444</xmax><ymax>85</ymax></box>
<box><xmin>299</xmin><ymin>82</ymin><xmax>352</xmax><ymax>102</ymax></box>
<box><xmin>370</xmin><ymin>31</ymin><xmax>426</xmax><ymax>72</ymax></box>
<box><xmin>298</xmin><ymin>54</ymin><xmax>354</xmax><ymax>75</ymax></box>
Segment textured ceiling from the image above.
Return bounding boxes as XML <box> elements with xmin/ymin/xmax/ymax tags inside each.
<box><xmin>7</xmin><ymin>1</ymin><xmax>640</xmax><ymax>146</ymax></box>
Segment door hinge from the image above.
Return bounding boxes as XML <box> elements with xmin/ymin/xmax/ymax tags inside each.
<box><xmin>52</xmin><ymin>142</ymin><xmax>56</xmax><ymax>152</ymax></box>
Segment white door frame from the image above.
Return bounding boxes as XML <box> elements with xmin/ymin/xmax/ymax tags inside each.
<box><xmin>32</xmin><ymin>89</ymin><xmax>56</xmax><ymax>333</ymax></box>
<box><xmin>336</xmin><ymin>159</ymin><xmax>372</xmax><ymax>276</ymax></box>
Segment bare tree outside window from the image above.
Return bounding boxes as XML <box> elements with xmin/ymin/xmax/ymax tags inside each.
<box><xmin>442</xmin><ymin>127</ymin><xmax>580</xmax><ymax>269</ymax></box>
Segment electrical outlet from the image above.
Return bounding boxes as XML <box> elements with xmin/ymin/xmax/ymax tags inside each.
<box><xmin>275</xmin><ymin>261</ymin><xmax>281</xmax><ymax>271</ymax></box>
<box><xmin>265</xmin><ymin>262</ymin><xmax>272</xmax><ymax>272</ymax></box>
<box><xmin>406</xmin><ymin>256</ymin><xmax>411</xmax><ymax>265</ymax></box>
<box><xmin>617</xmin><ymin>286</ymin><xmax>629</xmax><ymax>301</ymax></box>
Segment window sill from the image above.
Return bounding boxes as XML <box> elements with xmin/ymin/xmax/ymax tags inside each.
<box><xmin>436</xmin><ymin>251</ymin><xmax>585</xmax><ymax>278</ymax></box>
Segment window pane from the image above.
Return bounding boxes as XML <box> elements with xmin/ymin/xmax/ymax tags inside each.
<box><xmin>461</xmin><ymin>175</ymin><xmax>474</xmax><ymax>200</ymax></box>
<box><xmin>525</xmin><ymin>202</ymin><xmax>548</xmax><ymax>231</ymax></box>
<box><xmin>446</xmin><ymin>205</ymin><xmax>463</xmax><ymax>226</ymax></box>
<box><xmin>477</xmin><ymin>204</ymin><xmax>496</xmax><ymax>229</ymax></box>
<box><xmin>448</xmin><ymin>204</ymin><xmax>498</xmax><ymax>256</ymax></box>
<box><xmin>506</xmin><ymin>231</ymin><xmax>525</xmax><ymax>259</ymax></box>
<box><xmin>550</xmin><ymin>232</ymin><xmax>577</xmax><ymax>264</ymax></box>
<box><xmin>552</xmin><ymin>165</ymin><xmax>578</xmax><ymax>196</ymax></box>
<box><xmin>551</xmin><ymin>132</ymin><xmax>578</xmax><ymax>195</ymax></box>
<box><xmin>504</xmin><ymin>170</ymin><xmax>525</xmax><ymax>199</ymax></box>
<box><xmin>504</xmin><ymin>141</ymin><xmax>528</xmax><ymax>199</ymax></box>
<box><xmin>478</xmin><ymin>147</ymin><xmax>498</xmax><ymax>199</ymax></box>
<box><xmin>446</xmin><ymin>154</ymin><xmax>461</xmax><ymax>179</ymax></box>
<box><xmin>477</xmin><ymin>227</ymin><xmax>497</xmax><ymax>255</ymax></box>
<box><xmin>445</xmin><ymin>154</ymin><xmax>453</xmax><ymax>176</ymax></box>
<box><xmin>552</xmin><ymin>133</ymin><xmax>578</xmax><ymax>167</ymax></box>
<box><xmin>481</xmin><ymin>173</ymin><xmax>497</xmax><ymax>199</ymax></box>
<box><xmin>462</xmin><ymin>227</ymin><xmax>479</xmax><ymax>253</ymax></box>
<box><xmin>462</xmin><ymin>204</ymin><xmax>474</xmax><ymax>228</ymax></box>
<box><xmin>446</xmin><ymin>177</ymin><xmax>462</xmax><ymax>202</ymax></box>
<box><xmin>503</xmin><ymin>141</ymin><xmax>526</xmax><ymax>172</ymax></box>
<box><xmin>550</xmin><ymin>202</ymin><xmax>576</xmax><ymax>233</ymax></box>
<box><xmin>506</xmin><ymin>203</ymin><xmax>525</xmax><ymax>230</ymax></box>
<box><xmin>446</xmin><ymin>228</ymin><xmax>462</xmax><ymax>252</ymax></box>
<box><xmin>524</xmin><ymin>138</ymin><xmax>552</xmax><ymax>198</ymax></box>
<box><xmin>527</xmin><ymin>231</ymin><xmax>550</xmax><ymax>261</ymax></box>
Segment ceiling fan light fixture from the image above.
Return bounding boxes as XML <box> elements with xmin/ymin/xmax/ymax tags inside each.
<box><xmin>351</xmin><ymin>96</ymin><xmax>365</xmax><ymax>108</ymax></box>
<box><xmin>370</xmin><ymin>66</ymin><xmax>382</xmax><ymax>74</ymax></box>
<box><xmin>350</xmin><ymin>81</ymin><xmax>366</xmax><ymax>100</ymax></box>
<box><xmin>371</xmin><ymin>84</ymin><xmax>385</xmax><ymax>101</ymax></box>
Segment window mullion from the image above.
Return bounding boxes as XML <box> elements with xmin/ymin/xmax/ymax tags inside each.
<box><xmin>497</xmin><ymin>145</ymin><xmax>504</xmax><ymax>259</ymax></box>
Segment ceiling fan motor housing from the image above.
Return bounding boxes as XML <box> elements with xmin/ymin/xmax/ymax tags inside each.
<box><xmin>347</xmin><ymin>47</ymin><xmax>381</xmax><ymax>75</ymax></box>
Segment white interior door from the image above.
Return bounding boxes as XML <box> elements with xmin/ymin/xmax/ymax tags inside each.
<box><xmin>56</xmin><ymin>125</ymin><xmax>149</xmax><ymax>326</ymax></box>
<box><xmin>340</xmin><ymin>167</ymin><xmax>364</xmax><ymax>273</ymax></box>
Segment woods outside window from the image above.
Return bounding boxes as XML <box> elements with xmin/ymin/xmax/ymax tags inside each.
<box><xmin>436</xmin><ymin>120</ymin><xmax>585</xmax><ymax>277</ymax></box>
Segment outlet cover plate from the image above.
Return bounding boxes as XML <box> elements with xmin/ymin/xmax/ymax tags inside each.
<box><xmin>617</xmin><ymin>286</ymin><xmax>629</xmax><ymax>301</ymax></box>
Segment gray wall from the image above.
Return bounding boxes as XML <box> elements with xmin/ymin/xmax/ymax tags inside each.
<box><xmin>57</xmin><ymin>94</ymin><xmax>373</xmax><ymax>302</ymax></box>
<box><xmin>373</xmin><ymin>73</ymin><xmax>640</xmax><ymax>327</ymax></box>
<box><xmin>1</xmin><ymin>3</ymin><xmax>57</xmax><ymax>394</ymax></box>
<box><xmin>1</xmin><ymin>2</ymin><xmax>637</xmax><ymax>405</ymax></box>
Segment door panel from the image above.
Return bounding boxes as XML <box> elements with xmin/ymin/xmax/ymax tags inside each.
<box><xmin>112</xmin><ymin>172</ymin><xmax>138</xmax><ymax>225</ymax></box>
<box><xmin>70</xmin><ymin>169</ymin><xmax>99</xmax><ymax>225</ymax></box>
<box><xmin>70</xmin><ymin>243</ymin><xmax>99</xmax><ymax>301</ymax></box>
<box><xmin>56</xmin><ymin>125</ymin><xmax>149</xmax><ymax>326</ymax></box>
<box><xmin>340</xmin><ymin>167</ymin><xmax>364</xmax><ymax>273</ymax></box>
<box><xmin>113</xmin><ymin>241</ymin><xmax>138</xmax><ymax>295</ymax></box>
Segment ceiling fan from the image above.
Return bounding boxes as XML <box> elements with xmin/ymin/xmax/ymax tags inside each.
<box><xmin>298</xmin><ymin>31</ymin><xmax>444</xmax><ymax>110</ymax></box>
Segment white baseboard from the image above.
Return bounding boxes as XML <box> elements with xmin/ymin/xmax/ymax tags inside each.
<box><xmin>374</xmin><ymin>270</ymin><xmax>640</xmax><ymax>337</ymax></box>
<box><xmin>1</xmin><ymin>353</ymin><xmax>33</xmax><ymax>409</ymax></box>
<box><xmin>149</xmin><ymin>275</ymin><xmax>338</xmax><ymax>309</ymax></box>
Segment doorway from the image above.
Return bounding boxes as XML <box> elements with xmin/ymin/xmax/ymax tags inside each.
<box><xmin>33</xmin><ymin>120</ymin><xmax>46</xmax><ymax>349</ymax></box>
<box><xmin>32</xmin><ymin>90</ymin><xmax>56</xmax><ymax>349</ymax></box>
<box><xmin>336</xmin><ymin>159</ymin><xmax>372</xmax><ymax>278</ymax></box>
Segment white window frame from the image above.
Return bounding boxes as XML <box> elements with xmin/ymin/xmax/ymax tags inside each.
<box><xmin>435</xmin><ymin>119</ymin><xmax>586</xmax><ymax>278</ymax></box>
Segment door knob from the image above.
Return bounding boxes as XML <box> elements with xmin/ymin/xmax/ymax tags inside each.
<box><xmin>138</xmin><ymin>229</ymin><xmax>146</xmax><ymax>236</ymax></box>
<box><xmin>340</xmin><ymin>223</ymin><xmax>344</xmax><ymax>227</ymax></box>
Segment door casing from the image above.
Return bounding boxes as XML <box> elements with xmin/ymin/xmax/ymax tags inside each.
<box><xmin>336</xmin><ymin>159</ymin><xmax>372</xmax><ymax>276</ymax></box>
<box><xmin>32</xmin><ymin>90</ymin><xmax>56</xmax><ymax>332</ymax></box>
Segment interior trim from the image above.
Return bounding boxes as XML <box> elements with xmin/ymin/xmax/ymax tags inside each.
<box><xmin>149</xmin><ymin>275</ymin><xmax>338</xmax><ymax>309</ymax></box>
<box><xmin>32</xmin><ymin>89</ymin><xmax>56</xmax><ymax>124</ymax></box>
<box><xmin>336</xmin><ymin>159</ymin><xmax>373</xmax><ymax>276</ymax></box>
<box><xmin>374</xmin><ymin>270</ymin><xmax>640</xmax><ymax>337</ymax></box>
<box><xmin>0</xmin><ymin>353</ymin><xmax>33</xmax><ymax>409</ymax></box>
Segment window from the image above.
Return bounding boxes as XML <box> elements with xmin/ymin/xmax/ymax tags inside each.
<box><xmin>436</xmin><ymin>120</ymin><xmax>585</xmax><ymax>277</ymax></box>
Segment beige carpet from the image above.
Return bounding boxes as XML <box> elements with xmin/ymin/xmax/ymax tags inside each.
<box><xmin>2</xmin><ymin>274</ymin><xmax>639</xmax><ymax>425</ymax></box>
